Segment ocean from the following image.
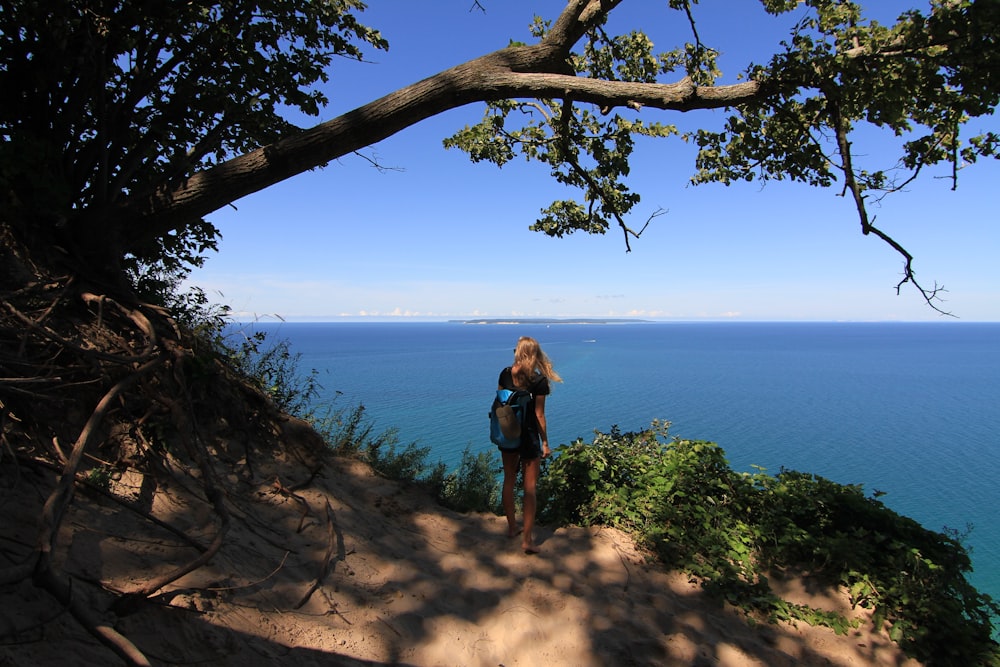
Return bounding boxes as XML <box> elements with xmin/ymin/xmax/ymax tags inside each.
<box><xmin>240</xmin><ymin>320</ymin><xmax>1000</xmax><ymax>612</ymax></box>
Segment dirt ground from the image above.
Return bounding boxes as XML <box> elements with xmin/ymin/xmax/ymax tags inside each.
<box><xmin>0</xmin><ymin>424</ymin><xmax>921</xmax><ymax>667</ymax></box>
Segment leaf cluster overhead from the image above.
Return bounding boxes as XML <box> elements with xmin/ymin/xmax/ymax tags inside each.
<box><xmin>445</xmin><ymin>0</ymin><xmax>999</xmax><ymax>311</ymax></box>
<box><xmin>0</xmin><ymin>0</ymin><xmax>387</xmax><ymax>279</ymax></box>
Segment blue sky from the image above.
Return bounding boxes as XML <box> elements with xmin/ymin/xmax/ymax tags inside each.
<box><xmin>187</xmin><ymin>1</ymin><xmax>999</xmax><ymax>322</ymax></box>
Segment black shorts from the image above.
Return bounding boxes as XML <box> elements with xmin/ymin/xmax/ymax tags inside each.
<box><xmin>516</xmin><ymin>432</ymin><xmax>542</xmax><ymax>460</ymax></box>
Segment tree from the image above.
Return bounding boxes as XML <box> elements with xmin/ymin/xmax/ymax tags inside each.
<box><xmin>1</xmin><ymin>2</ymin><xmax>998</xmax><ymax>663</ymax></box>
<box><xmin>1</xmin><ymin>0</ymin><xmax>997</xmax><ymax>307</ymax></box>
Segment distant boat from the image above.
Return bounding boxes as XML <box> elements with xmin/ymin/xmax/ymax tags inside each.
<box><xmin>583</xmin><ymin>339</ymin><xmax>597</xmax><ymax>343</ymax></box>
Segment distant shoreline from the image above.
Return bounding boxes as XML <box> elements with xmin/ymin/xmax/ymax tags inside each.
<box><xmin>452</xmin><ymin>318</ymin><xmax>651</xmax><ymax>325</ymax></box>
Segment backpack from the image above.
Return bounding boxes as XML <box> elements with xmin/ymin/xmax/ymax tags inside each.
<box><xmin>489</xmin><ymin>387</ymin><xmax>532</xmax><ymax>450</ymax></box>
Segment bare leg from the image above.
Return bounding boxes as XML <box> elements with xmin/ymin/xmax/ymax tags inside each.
<box><xmin>521</xmin><ymin>457</ymin><xmax>541</xmax><ymax>553</ymax></box>
<box><xmin>501</xmin><ymin>450</ymin><xmax>521</xmax><ymax>538</ymax></box>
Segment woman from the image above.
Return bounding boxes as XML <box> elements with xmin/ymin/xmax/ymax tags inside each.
<box><xmin>497</xmin><ymin>336</ymin><xmax>563</xmax><ymax>554</ymax></box>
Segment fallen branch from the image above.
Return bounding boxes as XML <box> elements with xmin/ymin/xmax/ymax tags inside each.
<box><xmin>271</xmin><ymin>476</ymin><xmax>312</xmax><ymax>533</ymax></box>
<box><xmin>81</xmin><ymin>293</ymin><xmax>160</xmax><ymax>358</ymax></box>
<box><xmin>295</xmin><ymin>500</ymin><xmax>341</xmax><ymax>609</ymax></box>
<box><xmin>2</xmin><ymin>299</ymin><xmax>158</xmax><ymax>366</ymax></box>
<box><xmin>204</xmin><ymin>550</ymin><xmax>291</xmax><ymax>592</ymax></box>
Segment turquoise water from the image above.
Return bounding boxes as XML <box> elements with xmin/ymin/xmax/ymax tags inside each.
<box><xmin>242</xmin><ymin>321</ymin><xmax>1000</xmax><ymax>612</ymax></box>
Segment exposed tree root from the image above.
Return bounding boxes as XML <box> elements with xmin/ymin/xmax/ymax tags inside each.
<box><xmin>36</xmin><ymin>358</ymin><xmax>162</xmax><ymax>572</ymax></box>
<box><xmin>118</xmin><ymin>382</ymin><xmax>231</xmax><ymax>605</ymax></box>
<box><xmin>1</xmin><ymin>260</ymin><xmax>317</xmax><ymax>665</ymax></box>
<box><xmin>32</xmin><ymin>564</ymin><xmax>153</xmax><ymax>667</ymax></box>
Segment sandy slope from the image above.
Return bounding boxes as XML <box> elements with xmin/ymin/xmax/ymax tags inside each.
<box><xmin>0</xmin><ymin>424</ymin><xmax>920</xmax><ymax>667</ymax></box>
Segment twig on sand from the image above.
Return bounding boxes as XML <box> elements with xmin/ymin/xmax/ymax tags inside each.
<box><xmin>295</xmin><ymin>500</ymin><xmax>341</xmax><ymax>609</ymax></box>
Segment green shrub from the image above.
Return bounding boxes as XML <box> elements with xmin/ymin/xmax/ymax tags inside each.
<box><xmin>539</xmin><ymin>422</ymin><xmax>1000</xmax><ymax>666</ymax></box>
<box><xmin>438</xmin><ymin>446</ymin><xmax>501</xmax><ymax>513</ymax></box>
<box><xmin>224</xmin><ymin>329</ymin><xmax>320</xmax><ymax>416</ymax></box>
<box><xmin>365</xmin><ymin>436</ymin><xmax>438</xmax><ymax>483</ymax></box>
<box><xmin>752</xmin><ymin>469</ymin><xmax>1000</xmax><ymax>665</ymax></box>
<box><xmin>539</xmin><ymin>421</ymin><xmax>674</xmax><ymax>531</ymax></box>
<box><xmin>322</xmin><ymin>403</ymin><xmax>380</xmax><ymax>455</ymax></box>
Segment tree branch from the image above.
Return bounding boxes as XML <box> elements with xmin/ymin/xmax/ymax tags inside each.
<box><xmin>117</xmin><ymin>0</ymin><xmax>760</xmax><ymax>249</ymax></box>
<box><xmin>830</xmin><ymin>101</ymin><xmax>953</xmax><ymax>316</ymax></box>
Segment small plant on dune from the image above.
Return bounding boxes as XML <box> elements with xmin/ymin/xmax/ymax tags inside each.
<box><xmin>365</xmin><ymin>434</ymin><xmax>444</xmax><ymax>484</ymax></box>
<box><xmin>322</xmin><ymin>402</ymin><xmax>380</xmax><ymax>455</ymax></box>
<box><xmin>438</xmin><ymin>446</ymin><xmax>501</xmax><ymax>513</ymax></box>
<box><xmin>223</xmin><ymin>328</ymin><xmax>321</xmax><ymax>417</ymax></box>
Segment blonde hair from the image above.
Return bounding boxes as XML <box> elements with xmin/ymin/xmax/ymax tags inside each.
<box><xmin>512</xmin><ymin>336</ymin><xmax>563</xmax><ymax>387</ymax></box>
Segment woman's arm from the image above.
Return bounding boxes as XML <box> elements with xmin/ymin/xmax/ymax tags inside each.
<box><xmin>534</xmin><ymin>394</ymin><xmax>551</xmax><ymax>457</ymax></box>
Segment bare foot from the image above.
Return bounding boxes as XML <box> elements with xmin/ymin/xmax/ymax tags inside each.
<box><xmin>507</xmin><ymin>527</ymin><xmax>522</xmax><ymax>539</ymax></box>
<box><xmin>522</xmin><ymin>543</ymin><xmax>539</xmax><ymax>555</ymax></box>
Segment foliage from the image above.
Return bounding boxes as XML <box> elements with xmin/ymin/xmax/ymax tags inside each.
<box><xmin>223</xmin><ymin>328</ymin><xmax>320</xmax><ymax>417</ymax></box>
<box><xmin>0</xmin><ymin>0</ymin><xmax>387</xmax><ymax>275</ymax></box>
<box><xmin>438</xmin><ymin>446</ymin><xmax>502</xmax><ymax>514</ymax></box>
<box><xmin>540</xmin><ymin>421</ymin><xmax>762</xmax><ymax>586</ymax></box>
<box><xmin>452</xmin><ymin>0</ymin><xmax>1000</xmax><ymax>211</ymax></box>
<box><xmin>539</xmin><ymin>422</ymin><xmax>1000</xmax><ymax>666</ymax></box>
<box><xmin>83</xmin><ymin>464</ymin><xmax>113</xmax><ymax>492</ymax></box>
<box><xmin>442</xmin><ymin>0</ymin><xmax>999</xmax><ymax>309</ymax></box>
<box><xmin>365</xmin><ymin>435</ymin><xmax>444</xmax><ymax>485</ymax></box>
<box><xmin>321</xmin><ymin>403</ymin><xmax>378</xmax><ymax>455</ymax></box>
<box><xmin>752</xmin><ymin>469</ymin><xmax>1000</xmax><ymax>664</ymax></box>
<box><xmin>445</xmin><ymin>16</ymin><xmax>683</xmax><ymax>246</ymax></box>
